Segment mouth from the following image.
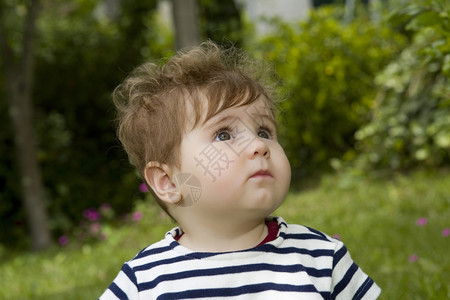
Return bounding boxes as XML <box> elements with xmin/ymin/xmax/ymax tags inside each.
<box><xmin>250</xmin><ymin>169</ymin><xmax>273</xmax><ymax>178</ymax></box>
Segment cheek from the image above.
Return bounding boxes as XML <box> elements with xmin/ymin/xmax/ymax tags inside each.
<box><xmin>200</xmin><ymin>145</ymin><xmax>240</xmax><ymax>179</ymax></box>
<box><xmin>183</xmin><ymin>155</ymin><xmax>238</xmax><ymax>196</ymax></box>
<box><xmin>274</xmin><ymin>148</ymin><xmax>291</xmax><ymax>186</ymax></box>
<box><xmin>282</xmin><ymin>160</ymin><xmax>292</xmax><ymax>194</ymax></box>
<box><xmin>282</xmin><ymin>155</ymin><xmax>291</xmax><ymax>181</ymax></box>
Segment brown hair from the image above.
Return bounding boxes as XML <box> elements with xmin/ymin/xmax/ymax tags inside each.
<box><xmin>113</xmin><ymin>41</ymin><xmax>277</xmax><ymax>204</ymax></box>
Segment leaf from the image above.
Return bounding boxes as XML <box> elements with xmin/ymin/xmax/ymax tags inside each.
<box><xmin>406</xmin><ymin>11</ymin><xmax>442</xmax><ymax>31</ymax></box>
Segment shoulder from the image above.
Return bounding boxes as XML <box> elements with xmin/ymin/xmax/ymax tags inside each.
<box><xmin>275</xmin><ymin>218</ymin><xmax>381</xmax><ymax>298</ymax></box>
<box><xmin>273</xmin><ymin>216</ymin><xmax>340</xmax><ymax>250</ymax></box>
<box><xmin>124</xmin><ymin>226</ymin><xmax>180</xmax><ymax>269</ymax></box>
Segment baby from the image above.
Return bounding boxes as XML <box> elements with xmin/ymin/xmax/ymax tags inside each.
<box><xmin>100</xmin><ymin>41</ymin><xmax>380</xmax><ymax>299</ymax></box>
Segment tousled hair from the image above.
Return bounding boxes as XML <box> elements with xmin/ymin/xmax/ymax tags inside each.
<box><xmin>113</xmin><ymin>41</ymin><xmax>278</xmax><ymax>209</ymax></box>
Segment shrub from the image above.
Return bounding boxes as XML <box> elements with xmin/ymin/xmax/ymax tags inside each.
<box><xmin>252</xmin><ymin>6</ymin><xmax>406</xmax><ymax>177</ymax></box>
<box><xmin>355</xmin><ymin>0</ymin><xmax>450</xmax><ymax>170</ymax></box>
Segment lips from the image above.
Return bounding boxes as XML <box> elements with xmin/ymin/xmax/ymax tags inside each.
<box><xmin>250</xmin><ymin>169</ymin><xmax>273</xmax><ymax>178</ymax></box>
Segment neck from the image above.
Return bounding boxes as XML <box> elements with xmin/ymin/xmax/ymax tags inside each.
<box><xmin>177</xmin><ymin>218</ymin><xmax>268</xmax><ymax>252</ymax></box>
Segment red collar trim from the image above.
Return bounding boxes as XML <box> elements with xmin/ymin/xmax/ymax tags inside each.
<box><xmin>257</xmin><ymin>221</ymin><xmax>279</xmax><ymax>246</ymax></box>
<box><xmin>174</xmin><ymin>221</ymin><xmax>279</xmax><ymax>246</ymax></box>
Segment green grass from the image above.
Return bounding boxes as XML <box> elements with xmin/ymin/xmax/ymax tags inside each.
<box><xmin>0</xmin><ymin>207</ymin><xmax>175</xmax><ymax>300</ymax></box>
<box><xmin>1</xmin><ymin>169</ymin><xmax>449</xmax><ymax>299</ymax></box>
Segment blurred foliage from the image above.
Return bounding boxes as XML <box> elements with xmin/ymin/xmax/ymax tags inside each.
<box><xmin>355</xmin><ymin>0</ymin><xmax>450</xmax><ymax>170</ymax></box>
<box><xmin>0</xmin><ymin>0</ymin><xmax>171</xmax><ymax>248</ymax></box>
<box><xmin>2</xmin><ymin>0</ymin><xmax>449</xmax><ymax>250</ymax></box>
<box><xmin>253</xmin><ymin>5</ymin><xmax>407</xmax><ymax>178</ymax></box>
<box><xmin>198</xmin><ymin>0</ymin><xmax>243</xmax><ymax>47</ymax></box>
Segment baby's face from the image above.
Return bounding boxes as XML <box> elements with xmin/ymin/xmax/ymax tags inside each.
<box><xmin>172</xmin><ymin>97</ymin><xmax>291</xmax><ymax>223</ymax></box>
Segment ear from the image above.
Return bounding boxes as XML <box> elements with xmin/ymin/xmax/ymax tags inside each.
<box><xmin>144</xmin><ymin>161</ymin><xmax>182</xmax><ymax>204</ymax></box>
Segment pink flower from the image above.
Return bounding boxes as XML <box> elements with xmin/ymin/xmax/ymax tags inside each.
<box><xmin>332</xmin><ymin>234</ymin><xmax>341</xmax><ymax>240</ymax></box>
<box><xmin>139</xmin><ymin>183</ymin><xmax>149</xmax><ymax>193</ymax></box>
<box><xmin>83</xmin><ymin>208</ymin><xmax>101</xmax><ymax>221</ymax></box>
<box><xmin>442</xmin><ymin>228</ymin><xmax>450</xmax><ymax>237</ymax></box>
<box><xmin>58</xmin><ymin>235</ymin><xmax>69</xmax><ymax>246</ymax></box>
<box><xmin>132</xmin><ymin>211</ymin><xmax>143</xmax><ymax>222</ymax></box>
<box><xmin>408</xmin><ymin>254</ymin><xmax>418</xmax><ymax>262</ymax></box>
<box><xmin>90</xmin><ymin>222</ymin><xmax>101</xmax><ymax>234</ymax></box>
<box><xmin>416</xmin><ymin>218</ymin><xmax>427</xmax><ymax>226</ymax></box>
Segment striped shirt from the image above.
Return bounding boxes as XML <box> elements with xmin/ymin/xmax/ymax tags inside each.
<box><xmin>99</xmin><ymin>217</ymin><xmax>380</xmax><ymax>299</ymax></box>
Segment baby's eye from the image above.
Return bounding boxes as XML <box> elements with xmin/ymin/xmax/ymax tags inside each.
<box><xmin>257</xmin><ymin>127</ymin><xmax>272</xmax><ymax>139</ymax></box>
<box><xmin>214</xmin><ymin>127</ymin><xmax>233</xmax><ymax>141</ymax></box>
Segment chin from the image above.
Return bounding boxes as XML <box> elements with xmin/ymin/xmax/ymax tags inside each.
<box><xmin>249</xmin><ymin>193</ymin><xmax>283</xmax><ymax>212</ymax></box>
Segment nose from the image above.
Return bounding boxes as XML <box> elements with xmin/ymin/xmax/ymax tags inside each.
<box><xmin>247</xmin><ymin>137</ymin><xmax>270</xmax><ymax>159</ymax></box>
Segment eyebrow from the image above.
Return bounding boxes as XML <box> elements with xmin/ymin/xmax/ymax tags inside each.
<box><xmin>203</xmin><ymin>114</ymin><xmax>237</xmax><ymax>131</ymax></box>
<box><xmin>251</xmin><ymin>113</ymin><xmax>278</xmax><ymax>129</ymax></box>
<box><xmin>204</xmin><ymin>113</ymin><xmax>278</xmax><ymax>134</ymax></box>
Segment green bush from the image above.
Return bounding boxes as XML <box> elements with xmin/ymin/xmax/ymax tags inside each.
<box><xmin>355</xmin><ymin>0</ymin><xmax>450</xmax><ymax>170</ymax></box>
<box><xmin>252</xmin><ymin>6</ymin><xmax>406</xmax><ymax>177</ymax></box>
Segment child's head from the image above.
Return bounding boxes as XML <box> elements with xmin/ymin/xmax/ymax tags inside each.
<box><xmin>113</xmin><ymin>41</ymin><xmax>287</xmax><ymax>215</ymax></box>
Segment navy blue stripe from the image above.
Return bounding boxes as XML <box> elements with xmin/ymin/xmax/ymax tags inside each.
<box><xmin>353</xmin><ymin>277</ymin><xmax>374</xmax><ymax>300</ymax></box>
<box><xmin>157</xmin><ymin>282</ymin><xmax>319</xmax><ymax>299</ymax></box>
<box><xmin>286</xmin><ymin>233</ymin><xmax>331</xmax><ymax>242</ymax></box>
<box><xmin>109</xmin><ymin>282</ymin><xmax>129</xmax><ymax>300</ymax></box>
<box><xmin>257</xmin><ymin>244</ymin><xmax>334</xmax><ymax>257</ymax></box>
<box><xmin>121</xmin><ymin>263</ymin><xmax>138</xmax><ymax>285</ymax></box>
<box><xmin>134</xmin><ymin>255</ymin><xmax>195</xmax><ymax>272</ymax></box>
<box><xmin>135</xmin><ymin>243</ymin><xmax>229</xmax><ymax>262</ymax></box>
<box><xmin>139</xmin><ymin>263</ymin><xmax>332</xmax><ymax>290</ymax></box>
<box><xmin>277</xmin><ymin>230</ymin><xmax>287</xmax><ymax>240</ymax></box>
<box><xmin>174</xmin><ymin>228</ymin><xmax>182</xmax><ymax>236</ymax></box>
<box><xmin>279</xmin><ymin>220</ymin><xmax>287</xmax><ymax>228</ymax></box>
<box><xmin>304</xmin><ymin>265</ymin><xmax>332</xmax><ymax>278</ymax></box>
<box><xmin>171</xmin><ymin>241</ymin><xmax>334</xmax><ymax>260</ymax></box>
<box><xmin>331</xmin><ymin>262</ymin><xmax>359</xmax><ymax>298</ymax></box>
<box><xmin>333</xmin><ymin>245</ymin><xmax>347</xmax><ymax>268</ymax></box>
<box><xmin>305</xmin><ymin>226</ymin><xmax>328</xmax><ymax>239</ymax></box>
<box><xmin>134</xmin><ymin>245</ymin><xmax>172</xmax><ymax>259</ymax></box>
<box><xmin>169</xmin><ymin>241</ymin><xmax>180</xmax><ymax>249</ymax></box>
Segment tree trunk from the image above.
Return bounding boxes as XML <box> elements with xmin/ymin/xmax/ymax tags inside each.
<box><xmin>172</xmin><ymin>0</ymin><xmax>200</xmax><ymax>49</ymax></box>
<box><xmin>0</xmin><ymin>0</ymin><xmax>51</xmax><ymax>251</ymax></box>
<box><xmin>345</xmin><ymin>0</ymin><xmax>356</xmax><ymax>23</ymax></box>
<box><xmin>369</xmin><ymin>0</ymin><xmax>382</xmax><ymax>23</ymax></box>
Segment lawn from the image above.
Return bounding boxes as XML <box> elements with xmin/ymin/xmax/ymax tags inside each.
<box><xmin>0</xmin><ymin>169</ymin><xmax>448</xmax><ymax>299</ymax></box>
